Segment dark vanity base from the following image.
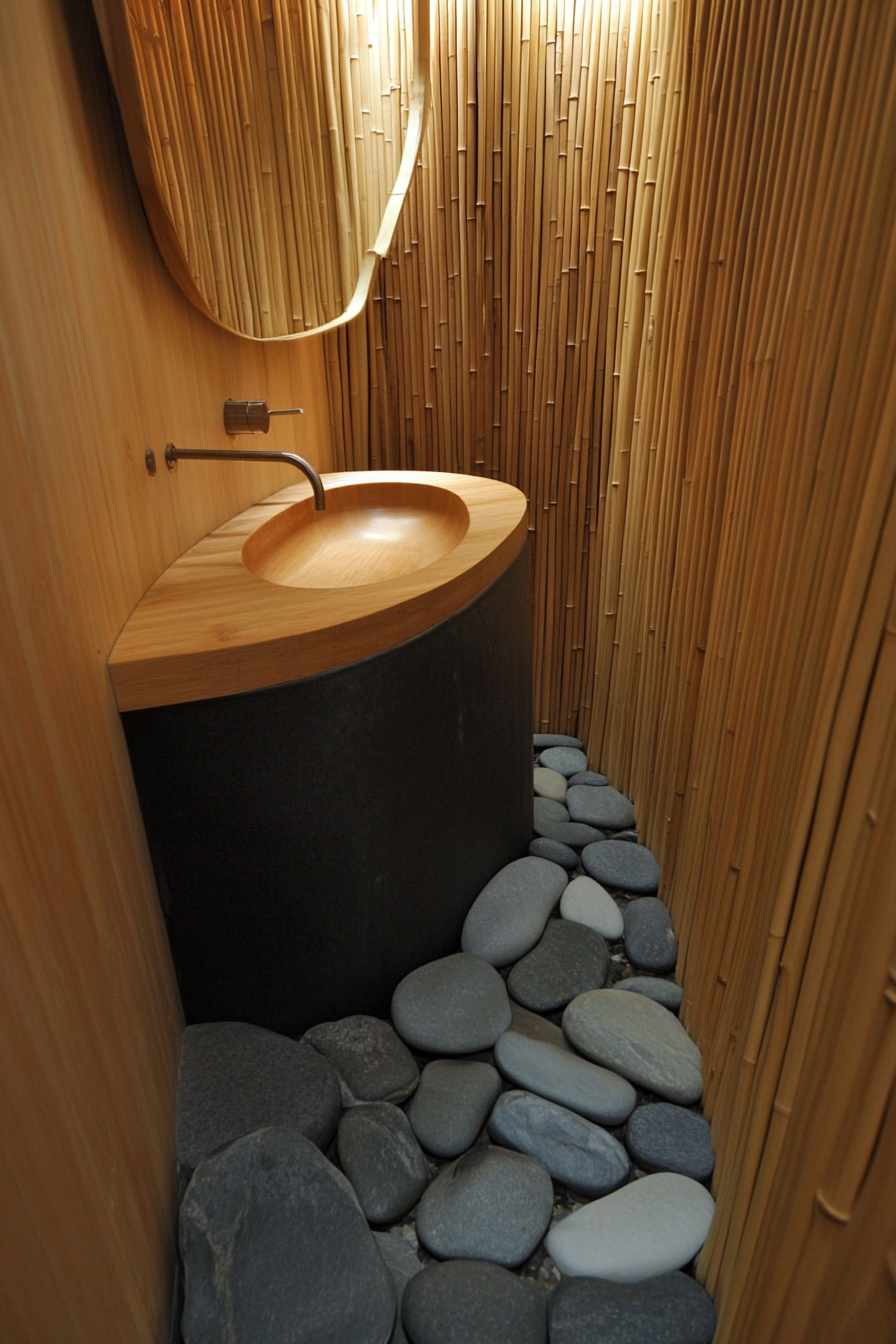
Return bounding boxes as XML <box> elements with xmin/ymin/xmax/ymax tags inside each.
<box><xmin>123</xmin><ymin>548</ymin><xmax>532</xmax><ymax>1036</ymax></box>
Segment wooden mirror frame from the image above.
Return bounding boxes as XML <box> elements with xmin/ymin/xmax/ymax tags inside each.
<box><xmin>91</xmin><ymin>0</ymin><xmax>430</xmax><ymax>341</ymax></box>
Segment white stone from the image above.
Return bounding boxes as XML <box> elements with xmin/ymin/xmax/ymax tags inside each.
<box><xmin>545</xmin><ymin>1172</ymin><xmax>716</xmax><ymax>1282</ymax></box>
<box><xmin>534</xmin><ymin>766</ymin><xmax>568</xmax><ymax>803</ymax></box>
<box><xmin>560</xmin><ymin>875</ymin><xmax>624</xmax><ymax>940</ymax></box>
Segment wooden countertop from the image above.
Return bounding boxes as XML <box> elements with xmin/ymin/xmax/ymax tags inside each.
<box><xmin>109</xmin><ymin>471</ymin><xmax>528</xmax><ymax>711</ymax></box>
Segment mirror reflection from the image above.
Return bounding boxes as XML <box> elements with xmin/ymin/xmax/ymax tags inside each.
<box><xmin>93</xmin><ymin>0</ymin><xmax>427</xmax><ymax>339</ymax></box>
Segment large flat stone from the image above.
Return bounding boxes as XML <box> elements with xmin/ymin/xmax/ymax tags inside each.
<box><xmin>567</xmin><ymin>785</ymin><xmax>636</xmax><ymax>831</ymax></box>
<box><xmin>547</xmin><ymin>1271</ymin><xmax>717</xmax><ymax>1344</ymax></box>
<box><xmin>177</xmin><ymin>1022</ymin><xmax>342</xmax><ymax>1182</ymax></box>
<box><xmin>415</xmin><ymin>1145</ymin><xmax>553</xmax><ymax>1267</ymax></box>
<box><xmin>545</xmin><ymin>1172</ymin><xmax>716</xmax><ymax>1281</ymax></box>
<box><xmin>488</xmin><ymin>1090</ymin><xmax>630</xmax><ymax>1197</ymax></box>
<box><xmin>562</xmin><ymin>990</ymin><xmax>703</xmax><ymax>1105</ymax></box>
<box><xmin>581</xmin><ymin>841</ymin><xmax>661</xmax><ymax>893</ymax></box>
<box><xmin>391</xmin><ymin>954</ymin><xmax>512</xmax><ymax>1054</ymax></box>
<box><xmin>180</xmin><ymin>1127</ymin><xmax>395</xmax><ymax>1344</ymax></box>
<box><xmin>623</xmin><ymin>898</ymin><xmax>678</xmax><ymax>974</ymax></box>
<box><xmin>494</xmin><ymin>1030</ymin><xmax>636</xmax><ymax>1126</ymax></box>
<box><xmin>401</xmin><ymin>1260</ymin><xmax>547</xmax><ymax>1344</ymax></box>
<box><xmin>560</xmin><ymin>875</ymin><xmax>624</xmax><ymax>940</ymax></box>
<box><xmin>303</xmin><ymin>1015</ymin><xmax>419</xmax><ymax>1105</ymax></box>
<box><xmin>407</xmin><ymin>1059</ymin><xmax>503</xmax><ymax>1158</ymax></box>
<box><xmin>461</xmin><ymin>857</ymin><xmax>567</xmax><ymax>967</ymax></box>
<box><xmin>507</xmin><ymin>919</ymin><xmax>610</xmax><ymax>1012</ymax></box>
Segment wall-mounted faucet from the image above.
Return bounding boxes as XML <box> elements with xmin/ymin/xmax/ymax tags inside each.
<box><xmin>154</xmin><ymin>443</ymin><xmax>326</xmax><ymax>510</ymax></box>
<box><xmin>224</xmin><ymin>399</ymin><xmax>303</xmax><ymax>435</ymax></box>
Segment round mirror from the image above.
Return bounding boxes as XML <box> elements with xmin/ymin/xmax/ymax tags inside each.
<box><xmin>91</xmin><ymin>0</ymin><xmax>429</xmax><ymax>339</ymax></box>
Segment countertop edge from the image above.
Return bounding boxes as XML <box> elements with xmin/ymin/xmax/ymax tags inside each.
<box><xmin>110</xmin><ymin>473</ymin><xmax>529</xmax><ymax>711</ymax></box>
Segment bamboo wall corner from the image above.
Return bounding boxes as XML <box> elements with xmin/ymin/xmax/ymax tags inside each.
<box><xmin>329</xmin><ymin>0</ymin><xmax>896</xmax><ymax>1339</ymax></box>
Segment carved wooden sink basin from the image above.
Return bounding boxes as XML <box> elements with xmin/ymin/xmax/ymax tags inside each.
<box><xmin>242</xmin><ymin>478</ymin><xmax>471</xmax><ymax>589</ymax></box>
<box><xmin>109</xmin><ymin>471</ymin><xmax>528</xmax><ymax>711</ymax></box>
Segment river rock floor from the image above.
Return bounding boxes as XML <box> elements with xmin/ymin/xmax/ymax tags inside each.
<box><xmin>175</xmin><ymin>737</ymin><xmax>717</xmax><ymax>1344</ymax></box>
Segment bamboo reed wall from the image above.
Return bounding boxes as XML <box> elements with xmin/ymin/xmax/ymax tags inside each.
<box><xmin>330</xmin><ymin>0</ymin><xmax>896</xmax><ymax>1339</ymax></box>
<box><xmin>0</xmin><ymin>1</ymin><xmax>332</xmax><ymax>1338</ymax></box>
<box><xmin>328</xmin><ymin>0</ymin><xmax>685</xmax><ymax>737</ymax></box>
<box><xmin>600</xmin><ymin>2</ymin><xmax>896</xmax><ymax>1340</ymax></box>
<box><xmin>116</xmin><ymin>0</ymin><xmax>414</xmax><ymax>336</ymax></box>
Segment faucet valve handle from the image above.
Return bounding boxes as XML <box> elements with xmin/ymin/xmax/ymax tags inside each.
<box><xmin>224</xmin><ymin>399</ymin><xmax>304</xmax><ymax>435</ymax></box>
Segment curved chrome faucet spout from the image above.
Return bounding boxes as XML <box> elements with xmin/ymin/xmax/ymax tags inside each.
<box><xmin>164</xmin><ymin>443</ymin><xmax>325</xmax><ymax>509</ymax></box>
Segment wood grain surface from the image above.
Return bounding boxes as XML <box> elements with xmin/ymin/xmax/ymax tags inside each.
<box><xmin>109</xmin><ymin>471</ymin><xmax>527</xmax><ymax>710</ymax></box>
<box><xmin>0</xmin><ymin>1</ymin><xmax>332</xmax><ymax>1339</ymax></box>
<box><xmin>242</xmin><ymin>476</ymin><xmax>471</xmax><ymax>587</ymax></box>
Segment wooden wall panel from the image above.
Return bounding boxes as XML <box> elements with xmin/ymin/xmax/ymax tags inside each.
<box><xmin>0</xmin><ymin>1</ymin><xmax>332</xmax><ymax>1339</ymax></box>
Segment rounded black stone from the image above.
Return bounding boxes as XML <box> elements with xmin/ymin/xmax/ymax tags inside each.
<box><xmin>529</xmin><ymin>837</ymin><xmax>579</xmax><ymax>869</ymax></box>
<box><xmin>566</xmin><ymin>785</ymin><xmax>635</xmax><ymax>831</ymax></box>
<box><xmin>337</xmin><ymin>1102</ymin><xmax>431</xmax><ymax>1223</ymax></box>
<box><xmin>624</xmin><ymin>1102</ymin><xmax>715</xmax><ymax>1181</ymax></box>
<box><xmin>582</xmin><ymin>840</ymin><xmax>661</xmax><ymax>893</ymax></box>
<box><xmin>614</xmin><ymin>976</ymin><xmax>683</xmax><ymax>1011</ymax></box>
<box><xmin>391</xmin><ymin>953</ymin><xmax>512</xmax><ymax>1053</ymax></box>
<box><xmin>533</xmin><ymin>796</ymin><xmax>570</xmax><ymax>826</ymax></box>
<box><xmin>547</xmin><ymin>1271</ymin><xmax>716</xmax><ymax>1344</ymax></box>
<box><xmin>537</xmin><ymin>746</ymin><xmax>588</xmax><ymax>777</ymax></box>
<box><xmin>303</xmin><ymin>1014</ymin><xmax>419</xmax><ymax>1103</ymax></box>
<box><xmin>407</xmin><ymin>1059</ymin><xmax>502</xmax><ymax>1159</ymax></box>
<box><xmin>414</xmin><ymin>1144</ymin><xmax>553</xmax><ymax>1266</ymax></box>
<box><xmin>533</xmin><ymin>733</ymin><xmax>584</xmax><ymax>749</ymax></box>
<box><xmin>176</xmin><ymin>1022</ymin><xmax>342</xmax><ymax>1183</ymax></box>
<box><xmin>402</xmin><ymin>1260</ymin><xmax>546</xmax><ymax>1344</ymax></box>
<box><xmin>534</xmin><ymin>819</ymin><xmax>606</xmax><ymax>849</ymax></box>
<box><xmin>567</xmin><ymin>770</ymin><xmax>609</xmax><ymax>787</ymax></box>
<box><xmin>623</xmin><ymin>897</ymin><xmax>678</xmax><ymax>973</ymax></box>
<box><xmin>507</xmin><ymin>919</ymin><xmax>610</xmax><ymax>1012</ymax></box>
